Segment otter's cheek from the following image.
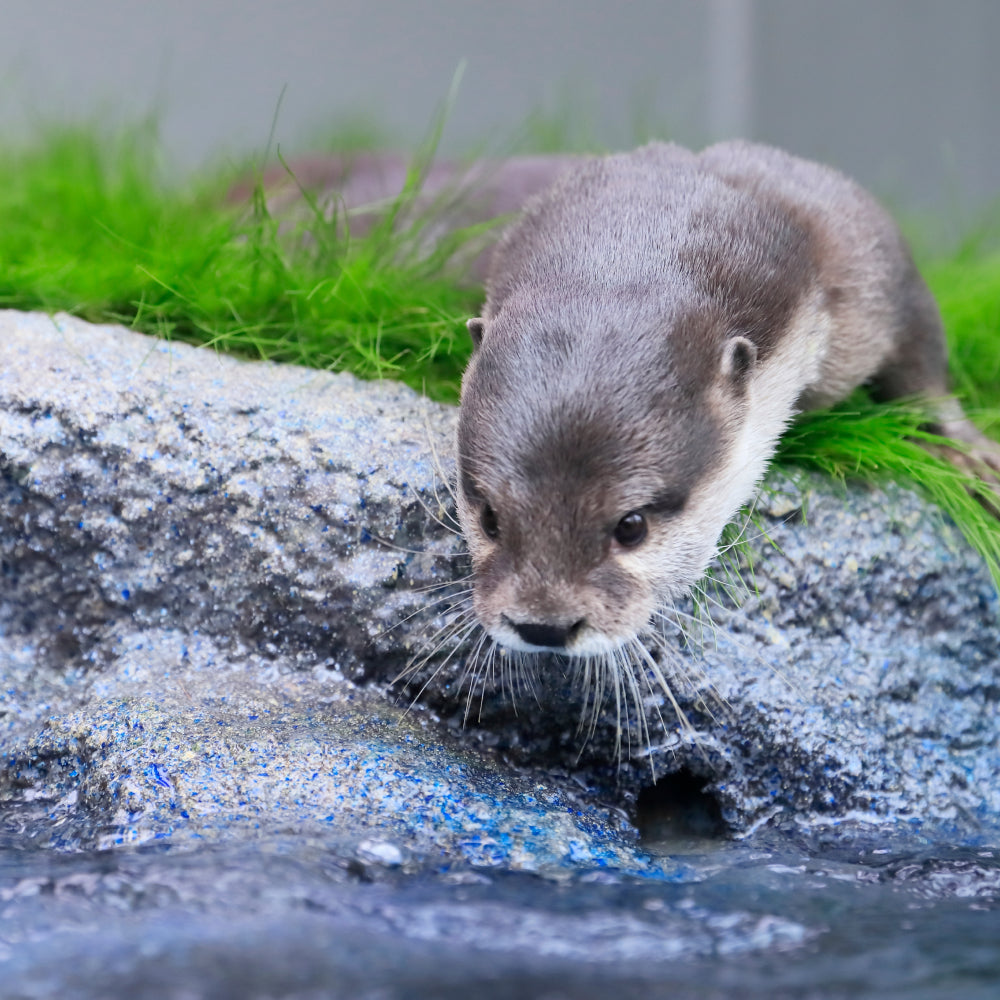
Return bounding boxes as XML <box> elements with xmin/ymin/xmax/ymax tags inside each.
<box><xmin>471</xmin><ymin>584</ymin><xmax>503</xmax><ymax>638</ymax></box>
<box><xmin>604</xmin><ymin>523</ymin><xmax>722</xmax><ymax>626</ymax></box>
<box><xmin>577</xmin><ymin>559</ymin><xmax>653</xmax><ymax>642</ymax></box>
<box><xmin>467</xmin><ymin>551</ymin><xmax>516</xmax><ymax>637</ymax></box>
<box><xmin>456</xmin><ymin>496</ymin><xmax>497</xmax><ymax>573</ymax></box>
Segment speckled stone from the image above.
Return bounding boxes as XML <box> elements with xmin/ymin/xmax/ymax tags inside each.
<box><xmin>2</xmin><ymin>308</ymin><xmax>999</xmax><ymax>856</ymax></box>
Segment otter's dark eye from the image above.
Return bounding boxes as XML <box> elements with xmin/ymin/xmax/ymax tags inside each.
<box><xmin>480</xmin><ymin>503</ymin><xmax>500</xmax><ymax>540</ymax></box>
<box><xmin>614</xmin><ymin>511</ymin><xmax>647</xmax><ymax>548</ymax></box>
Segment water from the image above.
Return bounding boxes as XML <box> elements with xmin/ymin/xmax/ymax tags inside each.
<box><xmin>2</xmin><ymin>809</ymin><xmax>999</xmax><ymax>1000</ymax></box>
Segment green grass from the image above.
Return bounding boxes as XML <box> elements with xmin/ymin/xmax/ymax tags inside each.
<box><xmin>927</xmin><ymin>254</ymin><xmax>1000</xmax><ymax>411</ymax></box>
<box><xmin>776</xmin><ymin>399</ymin><xmax>1000</xmax><ymax>581</ymax></box>
<box><xmin>0</xmin><ymin>122</ymin><xmax>998</xmax><ymax>586</ymax></box>
<box><xmin>0</xmin><ymin>121</ymin><xmax>481</xmax><ymax>398</ymax></box>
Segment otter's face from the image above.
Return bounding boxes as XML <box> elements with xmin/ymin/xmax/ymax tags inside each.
<box><xmin>456</xmin><ymin>309</ymin><xmax>766</xmax><ymax>657</ymax></box>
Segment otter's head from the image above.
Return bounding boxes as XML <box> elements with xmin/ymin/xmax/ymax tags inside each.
<box><xmin>456</xmin><ymin>296</ymin><xmax>767</xmax><ymax>657</ymax></box>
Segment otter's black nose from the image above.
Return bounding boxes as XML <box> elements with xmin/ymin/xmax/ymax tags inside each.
<box><xmin>510</xmin><ymin>619</ymin><xmax>584</xmax><ymax>649</ymax></box>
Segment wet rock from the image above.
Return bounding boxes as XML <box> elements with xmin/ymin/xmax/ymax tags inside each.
<box><xmin>0</xmin><ymin>310</ymin><xmax>458</xmax><ymax>682</ymax></box>
<box><xmin>1</xmin><ymin>307</ymin><xmax>999</xmax><ymax>857</ymax></box>
<box><xmin>0</xmin><ymin>310</ymin><xmax>644</xmax><ymax>871</ymax></box>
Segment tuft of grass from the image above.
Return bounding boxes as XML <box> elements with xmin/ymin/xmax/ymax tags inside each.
<box><xmin>0</xmin><ymin>120</ymin><xmax>997</xmax><ymax>584</ymax></box>
<box><xmin>0</xmin><ymin>121</ymin><xmax>480</xmax><ymax>401</ymax></box>
<box><xmin>776</xmin><ymin>396</ymin><xmax>1000</xmax><ymax>588</ymax></box>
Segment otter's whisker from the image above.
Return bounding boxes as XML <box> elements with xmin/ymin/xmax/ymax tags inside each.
<box><xmin>381</xmin><ymin>586</ymin><xmax>474</xmax><ymax>636</ymax></box>
<box><xmin>457</xmin><ymin>635</ymin><xmax>491</xmax><ymax>722</ymax></box>
<box><xmin>367</xmin><ymin>532</ymin><xmax>465</xmax><ymax>558</ymax></box>
<box><xmin>406</xmin><ymin>485</ymin><xmax>463</xmax><ymax>537</ymax></box>
<box><xmin>394</xmin><ymin>604</ymin><xmax>478</xmax><ymax>685</ymax></box>
<box><xmin>649</xmin><ymin>629</ymin><xmax>730</xmax><ymax>727</ymax></box>
<box><xmin>573</xmin><ymin>653</ymin><xmax>607</xmax><ymax>763</ymax></box>
<box><xmin>701</xmin><ymin>565</ymin><xmax>753</xmax><ymax>616</ymax></box>
<box><xmin>424</xmin><ymin>582</ymin><xmax>476</xmax><ymax>605</ymax></box>
<box><xmin>654</xmin><ymin>601</ymin><xmax>717</xmax><ymax>651</ymax></box>
<box><xmin>675</xmin><ymin>584</ymin><xmax>809</xmax><ymax>707</ymax></box>
<box><xmin>714</xmin><ymin>523</ymin><xmax>770</xmax><ymax>560</ymax></box>
<box><xmin>611</xmin><ymin>646</ymin><xmax>640</xmax><ymax>763</ymax></box>
<box><xmin>698</xmin><ymin>561</ymin><xmax>750</xmax><ymax>603</ymax></box>
<box><xmin>576</xmin><ymin>655</ymin><xmax>596</xmax><ymax>739</ymax></box>
<box><xmin>647</xmin><ymin>608</ymin><xmax>732</xmax><ymax>722</ymax></box>
<box><xmin>614</xmin><ymin>645</ymin><xmax>642</xmax><ymax>762</ymax></box>
<box><xmin>632</xmin><ymin>640</ymin><xmax>699</xmax><ymax>744</ymax></box>
<box><xmin>475</xmin><ymin>641</ymin><xmax>506</xmax><ymax>722</ymax></box>
<box><xmin>460</xmin><ymin>630</ymin><xmax>492</xmax><ymax>724</ymax></box>
<box><xmin>408</xmin><ymin>574</ymin><xmax>474</xmax><ymax>596</ymax></box>
<box><xmin>591</xmin><ymin>655</ymin><xmax>607</xmax><ymax>734</ymax></box>
<box><xmin>628</xmin><ymin>645</ymin><xmax>659</xmax><ymax>763</ymax></box>
<box><xmin>401</xmin><ymin>598</ymin><xmax>476</xmax><ymax>659</ymax></box>
<box><xmin>688</xmin><ymin>577</ymin><xmax>750</xmax><ymax>620</ymax></box>
<box><xmin>650</xmin><ymin>604</ymin><xmax>712</xmax><ymax>665</ymax></box>
<box><xmin>575</xmin><ymin>654</ymin><xmax>606</xmax><ymax>744</ymax></box>
<box><xmin>509</xmin><ymin>650</ymin><xmax>539</xmax><ymax>708</ymax></box>
<box><xmin>717</xmin><ymin>490</ymin><xmax>767</xmax><ymax>551</ymax></box>
<box><xmin>419</xmin><ymin>402</ymin><xmax>460</xmax><ymax>508</ymax></box>
<box><xmin>573</xmin><ymin>656</ymin><xmax>591</xmax><ymax>737</ymax></box>
<box><xmin>627</xmin><ymin>640</ymin><xmax>668</xmax><ymax>735</ymax></box>
<box><xmin>590</xmin><ymin>654</ymin><xmax>610</xmax><ymax>741</ymax></box>
<box><xmin>402</xmin><ymin>615</ymin><xmax>482</xmax><ymax>712</ymax></box>
<box><xmin>499</xmin><ymin>646</ymin><xmax>521</xmax><ymax>715</ymax></box>
<box><xmin>608</xmin><ymin>648</ymin><xmax>625</xmax><ymax>764</ymax></box>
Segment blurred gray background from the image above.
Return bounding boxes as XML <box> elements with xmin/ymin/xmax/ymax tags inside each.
<box><xmin>2</xmin><ymin>0</ymin><xmax>998</xmax><ymax>232</ymax></box>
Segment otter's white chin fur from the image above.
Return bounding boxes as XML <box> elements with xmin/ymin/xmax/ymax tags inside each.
<box><xmin>488</xmin><ymin>624</ymin><xmax>638</xmax><ymax>658</ymax></box>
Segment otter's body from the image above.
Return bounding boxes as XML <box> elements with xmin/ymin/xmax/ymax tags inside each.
<box><xmin>456</xmin><ymin>141</ymin><xmax>995</xmax><ymax>656</ymax></box>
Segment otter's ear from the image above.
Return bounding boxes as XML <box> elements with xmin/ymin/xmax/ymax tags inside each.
<box><xmin>720</xmin><ymin>335</ymin><xmax>757</xmax><ymax>386</ymax></box>
<box><xmin>466</xmin><ymin>317</ymin><xmax>486</xmax><ymax>349</ymax></box>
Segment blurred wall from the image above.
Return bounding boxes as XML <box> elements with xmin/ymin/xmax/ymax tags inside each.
<box><xmin>2</xmin><ymin>0</ymin><xmax>998</xmax><ymax>223</ymax></box>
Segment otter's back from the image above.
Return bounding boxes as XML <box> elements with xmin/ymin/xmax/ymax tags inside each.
<box><xmin>698</xmin><ymin>141</ymin><xmax>939</xmax><ymax>405</ymax></box>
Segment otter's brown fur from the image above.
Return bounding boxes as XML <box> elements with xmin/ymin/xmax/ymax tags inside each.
<box><xmin>456</xmin><ymin>140</ymin><xmax>999</xmax><ymax>656</ymax></box>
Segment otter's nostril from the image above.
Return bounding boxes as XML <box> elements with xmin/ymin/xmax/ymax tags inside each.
<box><xmin>513</xmin><ymin>622</ymin><xmax>568</xmax><ymax>648</ymax></box>
<box><xmin>510</xmin><ymin>619</ymin><xmax>586</xmax><ymax>649</ymax></box>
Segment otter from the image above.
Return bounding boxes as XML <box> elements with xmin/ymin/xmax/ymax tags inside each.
<box><xmin>456</xmin><ymin>140</ymin><xmax>1000</xmax><ymax>657</ymax></box>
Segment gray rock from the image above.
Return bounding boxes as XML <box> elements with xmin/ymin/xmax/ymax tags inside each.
<box><xmin>0</xmin><ymin>309</ymin><xmax>643</xmax><ymax>871</ymax></box>
<box><xmin>1</xmin><ymin>307</ymin><xmax>999</xmax><ymax>859</ymax></box>
<box><xmin>0</xmin><ymin>309</ymin><xmax>458</xmax><ymax>678</ymax></box>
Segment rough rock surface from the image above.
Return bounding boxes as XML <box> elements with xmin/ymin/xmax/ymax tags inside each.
<box><xmin>3</xmin><ymin>310</ymin><xmax>1000</xmax><ymax>998</ymax></box>
<box><xmin>0</xmin><ymin>310</ymin><xmax>641</xmax><ymax>869</ymax></box>
<box><xmin>2</xmin><ymin>309</ymin><xmax>999</xmax><ymax>850</ymax></box>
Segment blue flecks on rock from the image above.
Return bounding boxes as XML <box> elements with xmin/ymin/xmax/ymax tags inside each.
<box><xmin>148</xmin><ymin>763</ymin><xmax>171</xmax><ymax>788</ymax></box>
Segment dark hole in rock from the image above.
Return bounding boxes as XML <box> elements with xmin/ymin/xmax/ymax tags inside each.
<box><xmin>636</xmin><ymin>768</ymin><xmax>727</xmax><ymax>843</ymax></box>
